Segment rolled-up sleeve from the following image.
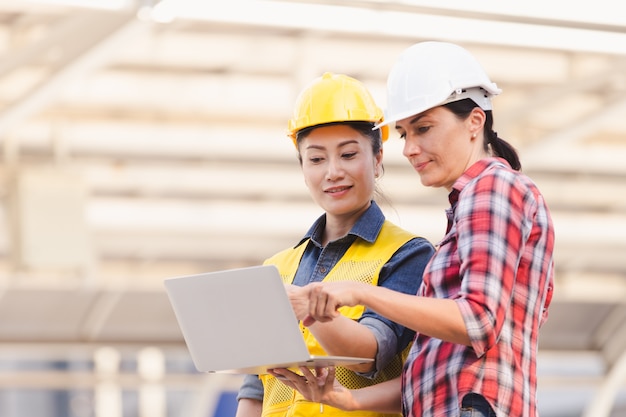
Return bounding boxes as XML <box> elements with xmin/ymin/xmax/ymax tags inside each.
<box><xmin>236</xmin><ymin>374</ymin><xmax>263</xmax><ymax>402</ymax></box>
<box><xmin>359</xmin><ymin>237</ymin><xmax>435</xmax><ymax>375</ymax></box>
<box><xmin>454</xmin><ymin>170</ymin><xmax>528</xmax><ymax>356</ymax></box>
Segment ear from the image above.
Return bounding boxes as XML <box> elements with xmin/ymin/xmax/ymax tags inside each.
<box><xmin>374</xmin><ymin>148</ymin><xmax>383</xmax><ymax>177</ymax></box>
<box><xmin>467</xmin><ymin>107</ymin><xmax>486</xmax><ymax>137</ymax></box>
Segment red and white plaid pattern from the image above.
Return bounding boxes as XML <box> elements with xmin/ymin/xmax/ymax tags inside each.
<box><xmin>402</xmin><ymin>158</ymin><xmax>555</xmax><ymax>417</ymax></box>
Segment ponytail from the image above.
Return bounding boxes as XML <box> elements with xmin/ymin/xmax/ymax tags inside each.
<box><xmin>444</xmin><ymin>99</ymin><xmax>521</xmax><ymax>171</ymax></box>
<box><xmin>484</xmin><ymin>114</ymin><xmax>521</xmax><ymax>171</ymax></box>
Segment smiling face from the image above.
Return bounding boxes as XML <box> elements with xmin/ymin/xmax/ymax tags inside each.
<box><xmin>299</xmin><ymin>124</ymin><xmax>382</xmax><ymax>223</ymax></box>
<box><xmin>395</xmin><ymin>105</ymin><xmax>486</xmax><ymax>191</ymax></box>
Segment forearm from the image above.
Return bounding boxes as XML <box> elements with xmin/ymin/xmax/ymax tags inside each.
<box><xmin>358</xmin><ymin>285</ymin><xmax>470</xmax><ymax>346</ymax></box>
<box><xmin>235</xmin><ymin>398</ymin><xmax>262</xmax><ymax>417</ymax></box>
<box><xmin>308</xmin><ymin>315</ymin><xmax>378</xmax><ymax>373</ymax></box>
<box><xmin>347</xmin><ymin>377</ymin><xmax>402</xmax><ymax>413</ymax></box>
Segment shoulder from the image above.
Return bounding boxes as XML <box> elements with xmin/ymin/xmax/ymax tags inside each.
<box><xmin>462</xmin><ymin>159</ymin><xmax>540</xmax><ymax>201</ymax></box>
<box><xmin>396</xmin><ymin>235</ymin><xmax>436</xmax><ymax>257</ymax></box>
<box><xmin>458</xmin><ymin>163</ymin><xmax>548</xmax><ymax>226</ymax></box>
<box><xmin>384</xmin><ymin>223</ymin><xmax>435</xmax><ymax>263</ymax></box>
<box><xmin>380</xmin><ymin>220</ymin><xmax>418</xmax><ymax>240</ymax></box>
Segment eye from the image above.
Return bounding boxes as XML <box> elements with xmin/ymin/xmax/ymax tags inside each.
<box><xmin>342</xmin><ymin>151</ymin><xmax>357</xmax><ymax>159</ymax></box>
<box><xmin>395</xmin><ymin>128</ymin><xmax>407</xmax><ymax>140</ymax></box>
<box><xmin>416</xmin><ymin>125</ymin><xmax>431</xmax><ymax>134</ymax></box>
<box><xmin>308</xmin><ymin>156</ymin><xmax>324</xmax><ymax>164</ymax></box>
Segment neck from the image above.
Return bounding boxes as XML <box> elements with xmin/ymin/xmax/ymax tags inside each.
<box><xmin>322</xmin><ymin>202</ymin><xmax>370</xmax><ymax>246</ymax></box>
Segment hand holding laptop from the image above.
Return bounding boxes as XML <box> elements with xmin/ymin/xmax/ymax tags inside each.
<box><xmin>269</xmin><ymin>366</ymin><xmax>351</xmax><ymax>412</ymax></box>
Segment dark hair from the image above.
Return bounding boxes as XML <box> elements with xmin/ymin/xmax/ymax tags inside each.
<box><xmin>295</xmin><ymin>121</ymin><xmax>383</xmax><ymax>165</ymax></box>
<box><xmin>443</xmin><ymin>99</ymin><xmax>521</xmax><ymax>171</ymax></box>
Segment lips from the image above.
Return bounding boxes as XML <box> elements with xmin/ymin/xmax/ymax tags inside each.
<box><xmin>324</xmin><ymin>185</ymin><xmax>352</xmax><ymax>193</ymax></box>
<box><xmin>413</xmin><ymin>160</ymin><xmax>429</xmax><ymax>171</ymax></box>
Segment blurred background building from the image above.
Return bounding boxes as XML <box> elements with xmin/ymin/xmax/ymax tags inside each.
<box><xmin>0</xmin><ymin>0</ymin><xmax>625</xmax><ymax>416</ymax></box>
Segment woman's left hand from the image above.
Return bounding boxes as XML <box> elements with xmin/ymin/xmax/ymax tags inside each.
<box><xmin>269</xmin><ymin>366</ymin><xmax>350</xmax><ymax>409</ymax></box>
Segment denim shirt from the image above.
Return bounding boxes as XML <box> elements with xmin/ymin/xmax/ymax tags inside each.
<box><xmin>238</xmin><ymin>201</ymin><xmax>435</xmax><ymax>402</ymax></box>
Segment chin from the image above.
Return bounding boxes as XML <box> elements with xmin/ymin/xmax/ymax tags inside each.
<box><xmin>418</xmin><ymin>176</ymin><xmax>432</xmax><ymax>187</ymax></box>
<box><xmin>420</xmin><ymin>178</ymin><xmax>443</xmax><ymax>190</ymax></box>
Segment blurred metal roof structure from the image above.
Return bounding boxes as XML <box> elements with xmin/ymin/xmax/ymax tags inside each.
<box><xmin>0</xmin><ymin>0</ymin><xmax>625</xmax><ymax>415</ymax></box>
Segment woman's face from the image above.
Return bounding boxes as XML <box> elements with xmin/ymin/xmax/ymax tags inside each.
<box><xmin>299</xmin><ymin>124</ymin><xmax>382</xmax><ymax>220</ymax></box>
<box><xmin>395</xmin><ymin>106</ymin><xmax>482</xmax><ymax>191</ymax></box>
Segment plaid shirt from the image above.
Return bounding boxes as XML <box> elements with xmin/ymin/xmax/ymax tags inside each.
<box><xmin>402</xmin><ymin>158</ymin><xmax>555</xmax><ymax>417</ymax></box>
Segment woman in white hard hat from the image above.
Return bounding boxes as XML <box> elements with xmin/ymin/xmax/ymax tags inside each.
<box><xmin>235</xmin><ymin>72</ymin><xmax>435</xmax><ymax>417</ymax></box>
<box><xmin>270</xmin><ymin>42</ymin><xmax>555</xmax><ymax>417</ymax></box>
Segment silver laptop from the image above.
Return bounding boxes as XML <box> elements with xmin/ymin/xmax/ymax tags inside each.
<box><xmin>164</xmin><ymin>264</ymin><xmax>373</xmax><ymax>374</ymax></box>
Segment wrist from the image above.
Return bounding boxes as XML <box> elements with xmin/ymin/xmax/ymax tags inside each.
<box><xmin>327</xmin><ymin>389</ymin><xmax>356</xmax><ymax>412</ymax></box>
<box><xmin>345</xmin><ymin>389</ymin><xmax>360</xmax><ymax>412</ymax></box>
<box><xmin>355</xmin><ymin>282</ymin><xmax>372</xmax><ymax>307</ymax></box>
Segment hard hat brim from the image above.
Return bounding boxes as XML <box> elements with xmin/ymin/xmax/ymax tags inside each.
<box><xmin>376</xmin><ymin>86</ymin><xmax>500</xmax><ymax>130</ymax></box>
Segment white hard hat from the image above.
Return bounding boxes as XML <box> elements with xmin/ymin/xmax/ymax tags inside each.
<box><xmin>376</xmin><ymin>41</ymin><xmax>502</xmax><ymax>129</ymax></box>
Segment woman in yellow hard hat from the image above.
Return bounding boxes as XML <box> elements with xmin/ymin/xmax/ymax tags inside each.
<box><xmin>269</xmin><ymin>42</ymin><xmax>555</xmax><ymax>417</ymax></box>
<box><xmin>235</xmin><ymin>72</ymin><xmax>435</xmax><ymax>417</ymax></box>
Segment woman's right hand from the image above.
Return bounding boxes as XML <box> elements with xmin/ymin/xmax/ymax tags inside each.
<box><xmin>284</xmin><ymin>284</ymin><xmax>312</xmax><ymax>321</ymax></box>
<box><xmin>268</xmin><ymin>366</ymin><xmax>354</xmax><ymax>411</ymax></box>
<box><xmin>302</xmin><ymin>281</ymin><xmax>365</xmax><ymax>326</ymax></box>
<box><xmin>287</xmin><ymin>282</ymin><xmax>362</xmax><ymax>325</ymax></box>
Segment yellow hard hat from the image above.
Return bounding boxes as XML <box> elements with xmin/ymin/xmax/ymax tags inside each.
<box><xmin>287</xmin><ymin>72</ymin><xmax>388</xmax><ymax>146</ymax></box>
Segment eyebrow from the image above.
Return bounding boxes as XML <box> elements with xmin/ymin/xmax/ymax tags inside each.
<box><xmin>395</xmin><ymin>115</ymin><xmax>424</xmax><ymax>132</ymax></box>
<box><xmin>408</xmin><ymin>114</ymin><xmax>425</xmax><ymax>125</ymax></box>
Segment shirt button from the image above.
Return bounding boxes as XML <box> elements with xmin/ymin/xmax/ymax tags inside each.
<box><xmin>319</xmin><ymin>267</ymin><xmax>327</xmax><ymax>274</ymax></box>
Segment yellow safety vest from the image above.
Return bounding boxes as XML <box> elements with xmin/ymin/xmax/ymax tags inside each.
<box><xmin>259</xmin><ymin>220</ymin><xmax>416</xmax><ymax>417</ymax></box>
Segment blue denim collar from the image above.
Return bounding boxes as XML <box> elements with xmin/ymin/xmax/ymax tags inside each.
<box><xmin>295</xmin><ymin>200</ymin><xmax>385</xmax><ymax>248</ymax></box>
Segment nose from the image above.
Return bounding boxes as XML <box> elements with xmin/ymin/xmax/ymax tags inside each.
<box><xmin>326</xmin><ymin>157</ymin><xmax>344</xmax><ymax>180</ymax></box>
<box><xmin>402</xmin><ymin>137</ymin><xmax>420</xmax><ymax>159</ymax></box>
